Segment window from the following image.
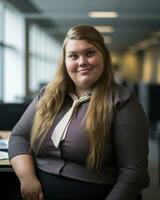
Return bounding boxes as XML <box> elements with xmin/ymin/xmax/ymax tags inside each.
<box><xmin>29</xmin><ymin>24</ymin><xmax>61</xmax><ymax>92</ymax></box>
<box><xmin>0</xmin><ymin>1</ymin><xmax>61</xmax><ymax>101</ymax></box>
<box><xmin>0</xmin><ymin>1</ymin><xmax>4</xmax><ymax>101</ymax></box>
<box><xmin>1</xmin><ymin>2</ymin><xmax>25</xmax><ymax>102</ymax></box>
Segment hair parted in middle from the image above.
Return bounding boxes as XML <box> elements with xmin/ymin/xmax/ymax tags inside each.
<box><xmin>31</xmin><ymin>25</ymin><xmax>114</xmax><ymax>169</ymax></box>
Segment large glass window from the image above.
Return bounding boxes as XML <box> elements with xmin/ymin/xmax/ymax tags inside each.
<box><xmin>0</xmin><ymin>1</ymin><xmax>61</xmax><ymax>101</ymax></box>
<box><xmin>0</xmin><ymin>1</ymin><xmax>4</xmax><ymax>101</ymax></box>
<box><xmin>29</xmin><ymin>24</ymin><xmax>61</xmax><ymax>93</ymax></box>
<box><xmin>0</xmin><ymin>2</ymin><xmax>25</xmax><ymax>102</ymax></box>
<box><xmin>3</xmin><ymin>6</ymin><xmax>25</xmax><ymax>102</ymax></box>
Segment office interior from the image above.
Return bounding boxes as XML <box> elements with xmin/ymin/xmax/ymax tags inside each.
<box><xmin>0</xmin><ymin>0</ymin><xmax>160</xmax><ymax>199</ymax></box>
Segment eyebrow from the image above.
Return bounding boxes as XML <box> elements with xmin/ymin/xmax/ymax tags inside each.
<box><xmin>66</xmin><ymin>47</ymin><xmax>96</xmax><ymax>54</ymax></box>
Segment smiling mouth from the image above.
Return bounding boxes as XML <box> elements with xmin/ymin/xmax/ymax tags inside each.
<box><xmin>78</xmin><ymin>68</ymin><xmax>93</xmax><ymax>72</ymax></box>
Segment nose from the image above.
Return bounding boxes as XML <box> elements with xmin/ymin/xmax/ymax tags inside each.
<box><xmin>79</xmin><ymin>56</ymin><xmax>88</xmax><ymax>68</ymax></box>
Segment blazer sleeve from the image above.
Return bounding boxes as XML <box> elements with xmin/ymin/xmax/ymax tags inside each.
<box><xmin>105</xmin><ymin>94</ymin><xmax>150</xmax><ymax>200</ymax></box>
<box><xmin>8</xmin><ymin>89</ymin><xmax>44</xmax><ymax>160</ymax></box>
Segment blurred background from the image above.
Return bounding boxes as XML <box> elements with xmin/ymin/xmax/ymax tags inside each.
<box><xmin>0</xmin><ymin>0</ymin><xmax>160</xmax><ymax>199</ymax></box>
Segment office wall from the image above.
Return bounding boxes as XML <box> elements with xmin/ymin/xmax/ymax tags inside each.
<box><xmin>117</xmin><ymin>52</ymin><xmax>142</xmax><ymax>82</ymax></box>
<box><xmin>142</xmin><ymin>45</ymin><xmax>160</xmax><ymax>84</ymax></box>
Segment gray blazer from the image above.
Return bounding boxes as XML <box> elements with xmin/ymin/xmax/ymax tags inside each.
<box><xmin>8</xmin><ymin>83</ymin><xmax>150</xmax><ymax>200</ymax></box>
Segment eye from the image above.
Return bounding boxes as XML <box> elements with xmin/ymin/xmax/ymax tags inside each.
<box><xmin>86</xmin><ymin>50</ymin><xmax>96</xmax><ymax>57</ymax></box>
<box><xmin>68</xmin><ymin>54</ymin><xmax>78</xmax><ymax>60</ymax></box>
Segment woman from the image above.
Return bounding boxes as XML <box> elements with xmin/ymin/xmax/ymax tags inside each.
<box><xmin>8</xmin><ymin>25</ymin><xmax>149</xmax><ymax>200</ymax></box>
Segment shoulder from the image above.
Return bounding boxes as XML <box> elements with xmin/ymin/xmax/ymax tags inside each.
<box><xmin>111</xmin><ymin>82</ymin><xmax>145</xmax><ymax>113</ymax></box>
<box><xmin>111</xmin><ymin>82</ymin><xmax>148</xmax><ymax>127</ymax></box>
<box><xmin>111</xmin><ymin>82</ymin><xmax>132</xmax><ymax>110</ymax></box>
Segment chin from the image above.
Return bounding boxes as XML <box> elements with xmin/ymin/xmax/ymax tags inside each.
<box><xmin>79</xmin><ymin>82</ymin><xmax>94</xmax><ymax>90</ymax></box>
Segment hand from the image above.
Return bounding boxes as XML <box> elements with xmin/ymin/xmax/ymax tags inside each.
<box><xmin>20</xmin><ymin>176</ymin><xmax>45</xmax><ymax>200</ymax></box>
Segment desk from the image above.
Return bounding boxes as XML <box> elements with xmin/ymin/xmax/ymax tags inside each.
<box><xmin>0</xmin><ymin>130</ymin><xmax>11</xmax><ymax>139</ymax></box>
<box><xmin>0</xmin><ymin>131</ymin><xmax>12</xmax><ymax>172</ymax></box>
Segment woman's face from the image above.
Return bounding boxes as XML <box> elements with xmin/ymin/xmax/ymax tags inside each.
<box><xmin>65</xmin><ymin>39</ymin><xmax>104</xmax><ymax>95</ymax></box>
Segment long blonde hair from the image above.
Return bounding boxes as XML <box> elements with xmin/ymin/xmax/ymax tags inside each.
<box><xmin>31</xmin><ymin>25</ymin><xmax>114</xmax><ymax>169</ymax></box>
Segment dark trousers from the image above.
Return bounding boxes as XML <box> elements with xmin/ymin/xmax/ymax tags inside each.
<box><xmin>38</xmin><ymin>169</ymin><xmax>113</xmax><ymax>200</ymax></box>
<box><xmin>0</xmin><ymin>170</ymin><xmax>143</xmax><ymax>200</ymax></box>
<box><xmin>38</xmin><ymin>169</ymin><xmax>143</xmax><ymax>200</ymax></box>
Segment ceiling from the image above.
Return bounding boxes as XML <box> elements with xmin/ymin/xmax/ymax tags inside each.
<box><xmin>9</xmin><ymin>0</ymin><xmax>160</xmax><ymax>53</ymax></box>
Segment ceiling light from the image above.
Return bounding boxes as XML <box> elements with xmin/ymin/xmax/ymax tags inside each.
<box><xmin>89</xmin><ymin>11</ymin><xmax>118</xmax><ymax>18</ymax></box>
<box><xmin>94</xmin><ymin>26</ymin><xmax>114</xmax><ymax>33</ymax></box>
<box><xmin>132</xmin><ymin>37</ymin><xmax>160</xmax><ymax>51</ymax></box>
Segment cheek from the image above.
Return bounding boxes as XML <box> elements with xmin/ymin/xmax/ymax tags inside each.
<box><xmin>66</xmin><ymin>60</ymin><xmax>77</xmax><ymax>73</ymax></box>
<box><xmin>91</xmin><ymin>56</ymin><xmax>104</xmax><ymax>71</ymax></box>
<box><xmin>65</xmin><ymin>61</ymin><xmax>78</xmax><ymax>83</ymax></box>
<box><xmin>89</xmin><ymin>55</ymin><xmax>103</xmax><ymax>66</ymax></box>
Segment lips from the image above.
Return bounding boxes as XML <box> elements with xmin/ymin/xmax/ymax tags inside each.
<box><xmin>78</xmin><ymin>67</ymin><xmax>93</xmax><ymax>72</ymax></box>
